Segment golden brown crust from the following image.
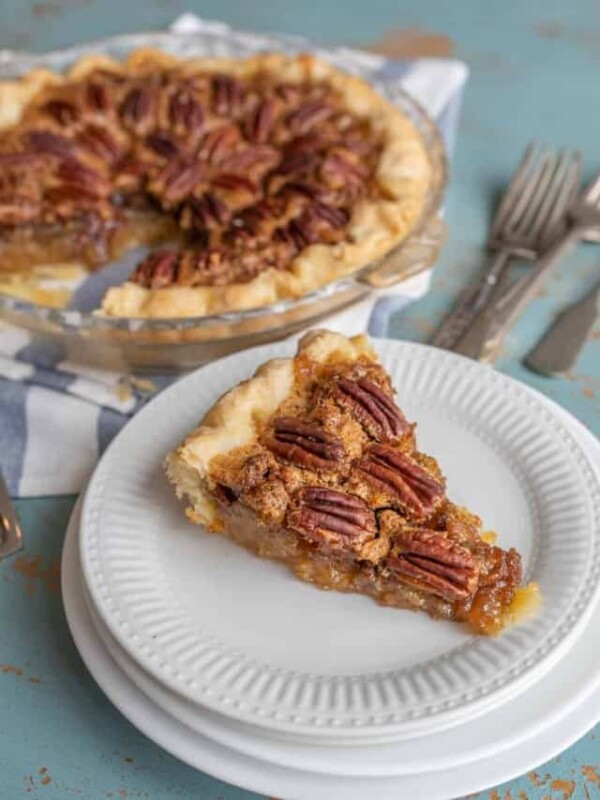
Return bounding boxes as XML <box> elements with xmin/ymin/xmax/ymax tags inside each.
<box><xmin>0</xmin><ymin>50</ymin><xmax>431</xmax><ymax>318</ymax></box>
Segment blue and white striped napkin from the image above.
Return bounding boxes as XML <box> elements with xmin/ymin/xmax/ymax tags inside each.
<box><xmin>0</xmin><ymin>14</ymin><xmax>468</xmax><ymax>497</ymax></box>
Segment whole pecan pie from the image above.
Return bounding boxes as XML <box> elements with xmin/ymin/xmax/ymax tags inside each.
<box><xmin>165</xmin><ymin>330</ymin><xmax>529</xmax><ymax>635</ymax></box>
<box><xmin>0</xmin><ymin>50</ymin><xmax>431</xmax><ymax>317</ymax></box>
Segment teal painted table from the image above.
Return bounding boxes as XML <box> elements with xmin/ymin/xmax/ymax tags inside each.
<box><xmin>1</xmin><ymin>1</ymin><xmax>599</xmax><ymax>798</ymax></box>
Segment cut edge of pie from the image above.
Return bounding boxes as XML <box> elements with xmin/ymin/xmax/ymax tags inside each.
<box><xmin>165</xmin><ymin>329</ymin><xmax>536</xmax><ymax>635</ymax></box>
<box><xmin>0</xmin><ymin>49</ymin><xmax>432</xmax><ymax>318</ymax></box>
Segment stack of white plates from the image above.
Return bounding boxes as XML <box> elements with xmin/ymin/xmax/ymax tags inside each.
<box><xmin>62</xmin><ymin>339</ymin><xmax>600</xmax><ymax>800</ymax></box>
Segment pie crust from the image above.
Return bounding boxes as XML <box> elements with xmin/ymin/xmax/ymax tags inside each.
<box><xmin>0</xmin><ymin>50</ymin><xmax>432</xmax><ymax>317</ymax></box>
<box><xmin>165</xmin><ymin>330</ymin><xmax>527</xmax><ymax>635</ymax></box>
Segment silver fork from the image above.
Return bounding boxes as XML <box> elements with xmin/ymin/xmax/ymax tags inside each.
<box><xmin>432</xmin><ymin>142</ymin><xmax>581</xmax><ymax>349</ymax></box>
<box><xmin>452</xmin><ymin>171</ymin><xmax>600</xmax><ymax>362</ymax></box>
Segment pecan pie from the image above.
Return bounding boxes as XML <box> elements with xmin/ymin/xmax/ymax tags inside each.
<box><xmin>0</xmin><ymin>50</ymin><xmax>431</xmax><ymax>317</ymax></box>
<box><xmin>165</xmin><ymin>330</ymin><xmax>529</xmax><ymax>635</ymax></box>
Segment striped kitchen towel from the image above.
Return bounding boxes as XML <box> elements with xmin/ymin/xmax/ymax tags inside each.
<box><xmin>0</xmin><ymin>14</ymin><xmax>468</xmax><ymax>497</ymax></box>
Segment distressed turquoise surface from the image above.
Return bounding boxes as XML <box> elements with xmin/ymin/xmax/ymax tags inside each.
<box><xmin>1</xmin><ymin>1</ymin><xmax>599</xmax><ymax>798</ymax></box>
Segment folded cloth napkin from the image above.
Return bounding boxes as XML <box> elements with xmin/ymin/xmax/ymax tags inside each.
<box><xmin>0</xmin><ymin>14</ymin><xmax>468</xmax><ymax>498</ymax></box>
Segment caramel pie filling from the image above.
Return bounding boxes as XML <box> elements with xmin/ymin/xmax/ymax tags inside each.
<box><xmin>202</xmin><ymin>353</ymin><xmax>524</xmax><ymax>636</ymax></box>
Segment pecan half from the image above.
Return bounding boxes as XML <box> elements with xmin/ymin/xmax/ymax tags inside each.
<box><xmin>287</xmin><ymin>101</ymin><xmax>332</xmax><ymax>134</ymax></box>
<box><xmin>229</xmin><ymin>199</ymin><xmax>276</xmax><ymax>237</ymax></box>
<box><xmin>320</xmin><ymin>149</ymin><xmax>369</xmax><ymax>193</ymax></box>
<box><xmin>273</xmin><ymin>225</ymin><xmax>301</xmax><ymax>254</ymax></box>
<box><xmin>198</xmin><ymin>125</ymin><xmax>240</xmax><ymax>166</ymax></box>
<box><xmin>26</xmin><ymin>130</ymin><xmax>75</xmax><ymax>159</ymax></box>
<box><xmin>212</xmin><ymin>173</ymin><xmax>255</xmax><ymax>195</ymax></box>
<box><xmin>218</xmin><ymin>145</ymin><xmax>279</xmax><ymax>175</ymax></box>
<box><xmin>386</xmin><ymin>529</ymin><xmax>479</xmax><ymax>602</ymax></box>
<box><xmin>42</xmin><ymin>186</ymin><xmax>108</xmax><ymax>218</ymax></box>
<box><xmin>289</xmin><ymin>216</ymin><xmax>318</xmax><ymax>248</ymax></box>
<box><xmin>145</xmin><ymin>132</ymin><xmax>180</xmax><ymax>160</ymax></box>
<box><xmin>283</xmin><ymin>181</ymin><xmax>323</xmax><ymax>201</ymax></box>
<box><xmin>285</xmin><ymin>133</ymin><xmax>325</xmax><ymax>157</ymax></box>
<box><xmin>150</xmin><ymin>157</ymin><xmax>205</xmax><ymax>206</ymax></box>
<box><xmin>312</xmin><ymin>201</ymin><xmax>349</xmax><ymax>228</ymax></box>
<box><xmin>246</xmin><ymin>99</ymin><xmax>277</xmax><ymax>143</ymax></box>
<box><xmin>358</xmin><ymin>444</ymin><xmax>444</xmax><ymax>518</ymax></box>
<box><xmin>287</xmin><ymin>487</ymin><xmax>376</xmax><ymax>550</ymax></box>
<box><xmin>132</xmin><ymin>249</ymin><xmax>178</xmax><ymax>288</ymax></box>
<box><xmin>42</xmin><ymin>99</ymin><xmax>80</xmax><ymax>126</ymax></box>
<box><xmin>286</xmin><ymin>203</ymin><xmax>348</xmax><ymax>246</ymax></box>
<box><xmin>312</xmin><ymin>202</ymin><xmax>350</xmax><ymax>228</ymax></box>
<box><xmin>119</xmin><ymin>86</ymin><xmax>154</xmax><ymax>132</ymax></box>
<box><xmin>57</xmin><ymin>159</ymin><xmax>110</xmax><ymax>198</ymax></box>
<box><xmin>463</xmin><ymin>546</ymin><xmax>522</xmax><ymax>634</ymax></box>
<box><xmin>169</xmin><ymin>90</ymin><xmax>204</xmax><ymax>133</ymax></box>
<box><xmin>334</xmin><ymin>377</ymin><xmax>408</xmax><ymax>440</ymax></box>
<box><xmin>211</xmin><ymin>74</ymin><xmax>243</xmax><ymax>116</ymax></box>
<box><xmin>265</xmin><ymin>417</ymin><xmax>344</xmax><ymax>471</ymax></box>
<box><xmin>276</xmin><ymin>151</ymin><xmax>319</xmax><ymax>177</ymax></box>
<box><xmin>84</xmin><ymin>81</ymin><xmax>110</xmax><ymax>113</ymax></box>
<box><xmin>0</xmin><ymin>152</ymin><xmax>46</xmax><ymax>169</ymax></box>
<box><xmin>0</xmin><ymin>154</ymin><xmax>45</xmax><ymax>224</ymax></box>
<box><xmin>79</xmin><ymin>125</ymin><xmax>122</xmax><ymax>165</ymax></box>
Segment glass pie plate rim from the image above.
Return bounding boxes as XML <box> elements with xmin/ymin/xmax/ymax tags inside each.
<box><xmin>0</xmin><ymin>28</ymin><xmax>447</xmax><ymax>335</ymax></box>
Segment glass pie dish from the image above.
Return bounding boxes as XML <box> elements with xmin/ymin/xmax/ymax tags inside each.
<box><xmin>0</xmin><ymin>26</ymin><xmax>446</xmax><ymax>373</ymax></box>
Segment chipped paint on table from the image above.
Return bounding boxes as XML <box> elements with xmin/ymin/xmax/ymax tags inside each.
<box><xmin>0</xmin><ymin>1</ymin><xmax>599</xmax><ymax>798</ymax></box>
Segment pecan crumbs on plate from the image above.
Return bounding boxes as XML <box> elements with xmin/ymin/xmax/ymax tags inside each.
<box><xmin>165</xmin><ymin>330</ymin><xmax>532</xmax><ymax>635</ymax></box>
<box><xmin>0</xmin><ymin>50</ymin><xmax>431</xmax><ymax>317</ymax></box>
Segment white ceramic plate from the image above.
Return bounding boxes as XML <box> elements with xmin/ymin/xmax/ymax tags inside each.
<box><xmin>74</xmin><ymin>390</ymin><xmax>600</xmax><ymax>779</ymax></box>
<box><xmin>63</xmin><ymin>489</ymin><xmax>600</xmax><ymax>799</ymax></box>
<box><xmin>80</xmin><ymin>340</ymin><xmax>600</xmax><ymax>742</ymax></box>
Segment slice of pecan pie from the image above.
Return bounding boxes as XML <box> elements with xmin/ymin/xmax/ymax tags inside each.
<box><xmin>165</xmin><ymin>330</ymin><xmax>527</xmax><ymax>635</ymax></box>
<box><xmin>0</xmin><ymin>50</ymin><xmax>431</xmax><ymax>316</ymax></box>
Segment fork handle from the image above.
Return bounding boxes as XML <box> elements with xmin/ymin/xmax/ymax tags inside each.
<box><xmin>451</xmin><ymin>226</ymin><xmax>583</xmax><ymax>361</ymax></box>
<box><xmin>431</xmin><ymin>250</ymin><xmax>512</xmax><ymax>349</ymax></box>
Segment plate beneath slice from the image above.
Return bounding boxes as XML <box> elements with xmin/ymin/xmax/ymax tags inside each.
<box><xmin>80</xmin><ymin>340</ymin><xmax>600</xmax><ymax>743</ymax></box>
<box><xmin>62</xmin><ymin>478</ymin><xmax>600</xmax><ymax>798</ymax></box>
<box><xmin>71</xmin><ymin>385</ymin><xmax>600</xmax><ymax>779</ymax></box>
